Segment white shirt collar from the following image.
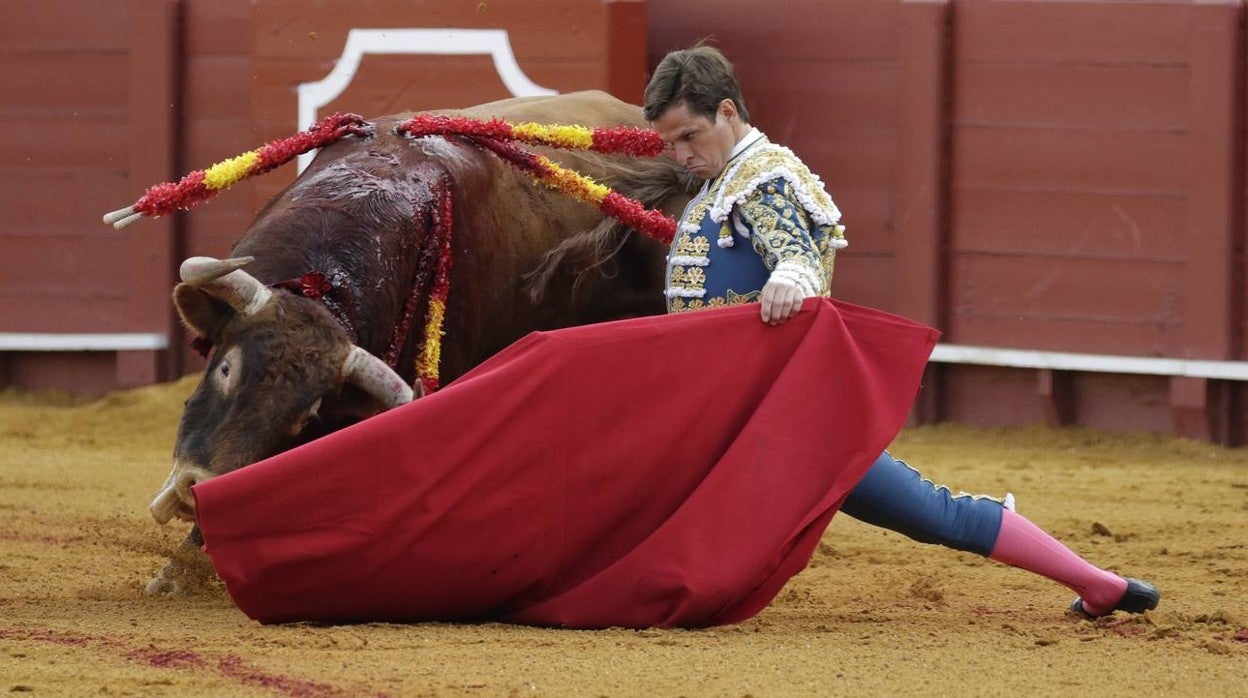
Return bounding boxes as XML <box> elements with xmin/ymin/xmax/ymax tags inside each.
<box><xmin>729</xmin><ymin>127</ymin><xmax>764</xmax><ymax>159</ymax></box>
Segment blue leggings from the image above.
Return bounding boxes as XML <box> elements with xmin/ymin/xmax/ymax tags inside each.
<box><xmin>839</xmin><ymin>451</ymin><xmax>1005</xmax><ymax>556</ymax></box>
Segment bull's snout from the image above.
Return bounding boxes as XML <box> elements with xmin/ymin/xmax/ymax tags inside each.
<box><xmin>150</xmin><ymin>461</ymin><xmax>215</xmax><ymax>525</ymax></box>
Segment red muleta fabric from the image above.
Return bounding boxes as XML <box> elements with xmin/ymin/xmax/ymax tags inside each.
<box><xmin>193</xmin><ymin>298</ymin><xmax>939</xmax><ymax>628</ymax></box>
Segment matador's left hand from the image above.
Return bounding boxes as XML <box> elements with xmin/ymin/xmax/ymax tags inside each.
<box><xmin>759</xmin><ymin>279</ymin><xmax>804</xmax><ymax>325</ymax></box>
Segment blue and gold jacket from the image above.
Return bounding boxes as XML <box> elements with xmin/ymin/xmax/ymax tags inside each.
<box><xmin>665</xmin><ymin>130</ymin><xmax>847</xmax><ymax>313</ymax></box>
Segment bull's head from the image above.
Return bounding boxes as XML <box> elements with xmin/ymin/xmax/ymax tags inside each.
<box><xmin>150</xmin><ymin>256</ymin><xmax>414</xmax><ymax>524</ymax></box>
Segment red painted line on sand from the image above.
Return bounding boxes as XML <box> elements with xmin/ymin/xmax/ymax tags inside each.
<box><xmin>125</xmin><ymin>647</ymin><xmax>208</xmax><ymax>670</ymax></box>
<box><xmin>0</xmin><ymin>627</ymin><xmax>93</xmax><ymax>647</ymax></box>
<box><xmin>0</xmin><ymin>627</ymin><xmax>390</xmax><ymax>697</ymax></box>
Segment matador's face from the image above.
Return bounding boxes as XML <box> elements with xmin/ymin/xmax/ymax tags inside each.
<box><xmin>651</xmin><ymin>99</ymin><xmax>745</xmax><ymax>181</ymax></box>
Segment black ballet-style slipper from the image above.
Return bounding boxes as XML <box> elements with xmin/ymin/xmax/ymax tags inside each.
<box><xmin>1069</xmin><ymin>578</ymin><xmax>1160</xmax><ymax>618</ymax></box>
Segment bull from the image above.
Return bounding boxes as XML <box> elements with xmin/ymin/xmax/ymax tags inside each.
<box><xmin>144</xmin><ymin>90</ymin><xmax>695</xmax><ymax>594</ymax></box>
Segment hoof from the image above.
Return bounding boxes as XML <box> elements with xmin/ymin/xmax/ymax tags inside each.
<box><xmin>144</xmin><ymin>571</ymin><xmax>183</xmax><ymax>596</ymax></box>
<box><xmin>144</xmin><ymin>549</ymin><xmax>216</xmax><ymax>596</ymax></box>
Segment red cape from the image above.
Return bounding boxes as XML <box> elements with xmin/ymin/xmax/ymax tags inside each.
<box><xmin>194</xmin><ymin>299</ymin><xmax>938</xmax><ymax>628</ymax></box>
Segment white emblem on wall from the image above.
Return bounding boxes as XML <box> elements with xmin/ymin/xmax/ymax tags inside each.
<box><xmin>296</xmin><ymin>28</ymin><xmax>559</xmax><ymax>171</ymax></box>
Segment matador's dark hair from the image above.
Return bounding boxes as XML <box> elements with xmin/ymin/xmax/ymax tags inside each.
<box><xmin>642</xmin><ymin>44</ymin><xmax>750</xmax><ymax>123</ymax></box>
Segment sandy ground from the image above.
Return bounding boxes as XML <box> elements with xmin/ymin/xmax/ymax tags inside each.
<box><xmin>1</xmin><ymin>377</ymin><xmax>1246</xmax><ymax>697</ymax></box>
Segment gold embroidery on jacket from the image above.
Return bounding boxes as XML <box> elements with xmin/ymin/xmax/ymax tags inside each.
<box><xmin>673</xmin><ymin>232</ymin><xmax>711</xmax><ymax>258</ymax></box>
<box><xmin>669</xmin><ymin>289</ymin><xmax>761</xmax><ymax>314</ymax></box>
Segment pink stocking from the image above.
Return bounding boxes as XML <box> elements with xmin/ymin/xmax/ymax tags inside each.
<box><xmin>989</xmin><ymin>509</ymin><xmax>1127</xmax><ymax>615</ymax></box>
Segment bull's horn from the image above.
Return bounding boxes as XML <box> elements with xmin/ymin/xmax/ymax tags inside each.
<box><xmin>179</xmin><ymin>256</ymin><xmax>273</xmax><ymax>316</ymax></box>
<box><xmin>342</xmin><ymin>345</ymin><xmax>414</xmax><ymax>408</ymax></box>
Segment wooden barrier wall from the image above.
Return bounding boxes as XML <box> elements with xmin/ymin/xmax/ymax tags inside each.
<box><xmin>0</xmin><ymin>0</ymin><xmax>180</xmax><ymax>393</ymax></box>
<box><xmin>940</xmin><ymin>1</ymin><xmax>1239</xmax><ymax>439</ymax></box>
<box><xmin>5</xmin><ymin>0</ymin><xmax>1248</xmax><ymax>443</ymax></box>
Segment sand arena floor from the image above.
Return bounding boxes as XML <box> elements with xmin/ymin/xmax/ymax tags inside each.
<box><xmin>1</xmin><ymin>376</ymin><xmax>1246</xmax><ymax>696</ymax></box>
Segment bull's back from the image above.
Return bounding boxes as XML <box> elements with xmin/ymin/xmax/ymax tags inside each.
<box><xmin>448</xmin><ymin>90</ymin><xmax>646</xmax><ymax>129</ymax></box>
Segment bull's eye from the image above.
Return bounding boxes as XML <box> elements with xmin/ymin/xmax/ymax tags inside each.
<box><xmin>211</xmin><ymin>346</ymin><xmax>243</xmax><ymax>394</ymax></box>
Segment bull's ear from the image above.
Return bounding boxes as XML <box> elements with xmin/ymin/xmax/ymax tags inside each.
<box><xmin>172</xmin><ymin>283</ymin><xmax>233</xmax><ymax>340</ymax></box>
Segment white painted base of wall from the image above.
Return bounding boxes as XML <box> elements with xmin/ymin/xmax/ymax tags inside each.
<box><xmin>930</xmin><ymin>344</ymin><xmax>1248</xmax><ymax>381</ymax></box>
<box><xmin>0</xmin><ymin>334</ymin><xmax>168</xmax><ymax>352</ymax></box>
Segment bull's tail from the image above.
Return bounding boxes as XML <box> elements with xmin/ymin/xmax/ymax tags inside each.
<box><xmin>522</xmin><ymin>156</ymin><xmax>698</xmax><ymax>321</ymax></box>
